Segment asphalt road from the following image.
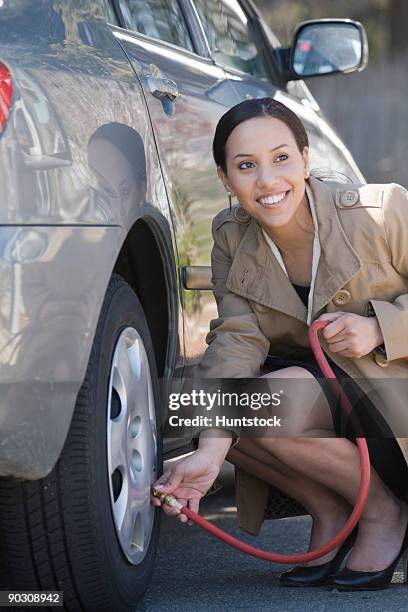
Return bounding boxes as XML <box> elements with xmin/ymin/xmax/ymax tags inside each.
<box><xmin>140</xmin><ymin>462</ymin><xmax>407</xmax><ymax>612</ymax></box>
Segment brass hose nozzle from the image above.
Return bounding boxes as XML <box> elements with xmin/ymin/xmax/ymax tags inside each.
<box><xmin>151</xmin><ymin>487</ymin><xmax>184</xmax><ymax>511</ymax></box>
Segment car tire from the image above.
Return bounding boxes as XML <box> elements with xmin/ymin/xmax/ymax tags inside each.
<box><xmin>0</xmin><ymin>273</ymin><xmax>162</xmax><ymax>611</ymax></box>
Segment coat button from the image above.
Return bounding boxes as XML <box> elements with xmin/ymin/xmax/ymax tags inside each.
<box><xmin>340</xmin><ymin>190</ymin><xmax>359</xmax><ymax>207</ymax></box>
<box><xmin>234</xmin><ymin>206</ymin><xmax>250</xmax><ymax>224</ymax></box>
<box><xmin>332</xmin><ymin>289</ymin><xmax>351</xmax><ymax>307</ymax></box>
<box><xmin>374</xmin><ymin>352</ymin><xmax>389</xmax><ymax>367</ymax></box>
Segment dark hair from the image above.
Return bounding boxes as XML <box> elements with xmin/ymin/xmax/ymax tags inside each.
<box><xmin>213</xmin><ymin>98</ymin><xmax>309</xmax><ymax>174</ymax></box>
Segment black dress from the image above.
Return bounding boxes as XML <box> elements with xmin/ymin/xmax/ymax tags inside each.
<box><xmin>263</xmin><ymin>283</ymin><xmax>408</xmax><ymax>500</ymax></box>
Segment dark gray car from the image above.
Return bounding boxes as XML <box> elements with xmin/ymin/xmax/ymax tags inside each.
<box><xmin>0</xmin><ymin>1</ymin><xmax>367</xmax><ymax>609</ymax></box>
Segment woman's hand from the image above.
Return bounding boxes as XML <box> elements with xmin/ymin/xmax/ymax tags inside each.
<box><xmin>151</xmin><ymin>432</ymin><xmax>232</xmax><ymax>523</ymax></box>
<box><xmin>317</xmin><ymin>311</ymin><xmax>384</xmax><ymax>358</ymax></box>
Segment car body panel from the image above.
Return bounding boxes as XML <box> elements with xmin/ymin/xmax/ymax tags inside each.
<box><xmin>0</xmin><ymin>224</ymin><xmax>122</xmax><ymax>478</ymax></box>
<box><xmin>0</xmin><ymin>0</ymin><xmax>367</xmax><ymax>477</ymax></box>
<box><xmin>0</xmin><ymin>0</ymin><xmax>182</xmax><ymax>476</ymax></box>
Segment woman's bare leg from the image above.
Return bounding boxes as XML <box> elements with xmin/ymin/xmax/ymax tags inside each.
<box><xmin>230</xmin><ymin>365</ymin><xmax>351</xmax><ymax>565</ymax></box>
<box><xmin>227</xmin><ymin>439</ymin><xmax>351</xmax><ymax>565</ymax></box>
<box><xmin>259</xmin><ymin>437</ymin><xmax>408</xmax><ymax>571</ymax></box>
<box><xmin>249</xmin><ymin>367</ymin><xmax>407</xmax><ymax>571</ymax></box>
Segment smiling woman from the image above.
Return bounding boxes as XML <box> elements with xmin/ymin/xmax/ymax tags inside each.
<box><xmin>152</xmin><ymin>97</ymin><xmax>408</xmax><ymax>592</ymax></box>
<box><xmin>219</xmin><ymin>118</ymin><xmax>309</xmax><ymax>228</ymax></box>
<box><xmin>214</xmin><ymin>100</ymin><xmax>309</xmax><ymax>224</ymax></box>
<box><xmin>214</xmin><ymin>108</ymin><xmax>314</xmax><ymax>288</ymax></box>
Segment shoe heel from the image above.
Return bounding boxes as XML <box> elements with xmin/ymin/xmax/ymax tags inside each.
<box><xmin>403</xmin><ymin>550</ymin><xmax>408</xmax><ymax>584</ymax></box>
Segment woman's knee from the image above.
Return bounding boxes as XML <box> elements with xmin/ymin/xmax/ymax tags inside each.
<box><xmin>230</xmin><ymin>437</ymin><xmax>302</xmax><ymax>476</ymax></box>
<box><xmin>258</xmin><ymin>366</ymin><xmax>334</xmax><ymax>436</ymax></box>
<box><xmin>260</xmin><ymin>365</ymin><xmax>316</xmax><ymax>381</ymax></box>
<box><xmin>233</xmin><ymin>436</ymin><xmax>288</xmax><ymax>463</ymax></box>
<box><xmin>256</xmin><ymin>436</ymin><xmax>317</xmax><ymax>456</ymax></box>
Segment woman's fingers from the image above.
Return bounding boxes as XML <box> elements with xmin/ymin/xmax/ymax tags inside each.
<box><xmin>317</xmin><ymin>311</ymin><xmax>345</xmax><ymax>327</ymax></box>
<box><xmin>151</xmin><ymin>486</ymin><xmax>202</xmax><ymax>524</ymax></box>
<box><xmin>153</xmin><ymin>465</ymin><xmax>184</xmax><ymax>494</ymax></box>
<box><xmin>322</xmin><ymin>318</ymin><xmax>347</xmax><ymax>340</ymax></box>
<box><xmin>325</xmin><ymin>332</ymin><xmax>347</xmax><ymax>344</ymax></box>
<box><xmin>327</xmin><ymin>339</ymin><xmax>349</xmax><ymax>353</ymax></box>
<box><xmin>318</xmin><ymin>312</ymin><xmax>345</xmax><ymax>320</ymax></box>
<box><xmin>188</xmin><ymin>497</ymin><xmax>200</xmax><ymax>514</ymax></box>
<box><xmin>161</xmin><ymin>500</ymin><xmax>182</xmax><ymax>517</ymax></box>
<box><xmin>158</xmin><ymin>495</ymin><xmax>189</xmax><ymax>522</ymax></box>
<box><xmin>150</xmin><ymin>451</ymin><xmax>217</xmax><ymax>521</ymax></box>
<box><xmin>151</xmin><ymin>466</ymin><xmax>182</xmax><ymax>509</ymax></box>
<box><xmin>151</xmin><ymin>467</ymin><xmax>189</xmax><ymax>517</ymax></box>
<box><xmin>177</xmin><ymin>498</ymin><xmax>189</xmax><ymax>523</ymax></box>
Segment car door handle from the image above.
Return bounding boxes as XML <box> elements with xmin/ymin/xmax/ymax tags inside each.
<box><xmin>146</xmin><ymin>74</ymin><xmax>180</xmax><ymax>101</ymax></box>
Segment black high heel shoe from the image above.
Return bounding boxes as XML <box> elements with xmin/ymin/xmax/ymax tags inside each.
<box><xmin>328</xmin><ymin>522</ymin><xmax>408</xmax><ymax>591</ymax></box>
<box><xmin>279</xmin><ymin>527</ymin><xmax>357</xmax><ymax>587</ymax></box>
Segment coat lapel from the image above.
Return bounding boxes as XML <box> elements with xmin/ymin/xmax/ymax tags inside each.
<box><xmin>226</xmin><ymin>176</ymin><xmax>361</xmax><ymax>323</ymax></box>
<box><xmin>226</xmin><ymin>218</ymin><xmax>308</xmax><ymax>322</ymax></box>
<box><xmin>308</xmin><ymin>177</ymin><xmax>361</xmax><ymax>319</ymax></box>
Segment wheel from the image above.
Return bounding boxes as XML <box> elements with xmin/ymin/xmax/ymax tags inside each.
<box><xmin>0</xmin><ymin>274</ymin><xmax>162</xmax><ymax>611</ymax></box>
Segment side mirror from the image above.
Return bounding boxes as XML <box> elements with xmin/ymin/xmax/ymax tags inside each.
<box><xmin>275</xmin><ymin>19</ymin><xmax>368</xmax><ymax>82</ymax></box>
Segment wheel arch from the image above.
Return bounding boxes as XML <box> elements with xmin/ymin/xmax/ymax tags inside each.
<box><xmin>112</xmin><ymin>212</ymin><xmax>180</xmax><ymax>391</ymax></box>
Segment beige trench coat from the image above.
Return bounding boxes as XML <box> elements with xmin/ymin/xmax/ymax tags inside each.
<box><xmin>194</xmin><ymin>175</ymin><xmax>408</xmax><ymax>535</ymax></box>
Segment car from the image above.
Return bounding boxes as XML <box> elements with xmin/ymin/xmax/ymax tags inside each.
<box><xmin>0</xmin><ymin>1</ymin><xmax>368</xmax><ymax>609</ymax></box>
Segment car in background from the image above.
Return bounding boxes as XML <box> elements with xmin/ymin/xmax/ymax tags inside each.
<box><xmin>0</xmin><ymin>1</ymin><xmax>367</xmax><ymax>609</ymax></box>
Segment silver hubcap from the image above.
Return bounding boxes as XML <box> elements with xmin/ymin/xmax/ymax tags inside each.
<box><xmin>107</xmin><ymin>327</ymin><xmax>158</xmax><ymax>564</ymax></box>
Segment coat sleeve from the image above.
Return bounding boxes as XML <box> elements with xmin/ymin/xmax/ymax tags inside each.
<box><xmin>191</xmin><ymin>215</ymin><xmax>271</xmax><ymax>446</ymax></box>
<box><xmin>368</xmin><ymin>183</ymin><xmax>408</xmax><ymax>362</ymax></box>
<box><xmin>196</xmin><ymin>216</ymin><xmax>271</xmax><ymax>378</ymax></box>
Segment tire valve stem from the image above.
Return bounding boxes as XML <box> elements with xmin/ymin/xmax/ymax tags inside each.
<box><xmin>151</xmin><ymin>487</ymin><xmax>184</xmax><ymax>511</ymax></box>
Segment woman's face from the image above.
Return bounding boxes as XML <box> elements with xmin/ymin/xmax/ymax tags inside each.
<box><xmin>218</xmin><ymin>116</ymin><xmax>309</xmax><ymax>230</ymax></box>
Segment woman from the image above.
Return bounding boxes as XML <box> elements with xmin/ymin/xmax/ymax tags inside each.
<box><xmin>151</xmin><ymin>98</ymin><xmax>408</xmax><ymax>591</ymax></box>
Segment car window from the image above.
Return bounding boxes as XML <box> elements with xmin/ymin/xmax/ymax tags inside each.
<box><xmin>117</xmin><ymin>0</ymin><xmax>194</xmax><ymax>51</ymax></box>
<box><xmin>193</xmin><ymin>0</ymin><xmax>269</xmax><ymax>78</ymax></box>
<box><xmin>100</xmin><ymin>0</ymin><xmax>119</xmax><ymax>23</ymax></box>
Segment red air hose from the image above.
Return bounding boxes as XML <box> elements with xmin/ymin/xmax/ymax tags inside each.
<box><xmin>152</xmin><ymin>320</ymin><xmax>371</xmax><ymax>564</ymax></box>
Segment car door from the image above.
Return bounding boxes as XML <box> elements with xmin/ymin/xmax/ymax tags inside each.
<box><xmin>191</xmin><ymin>0</ymin><xmax>330</xmax><ymax>174</ymax></box>
<box><xmin>111</xmin><ymin>0</ymin><xmax>238</xmax><ymax>372</ymax></box>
